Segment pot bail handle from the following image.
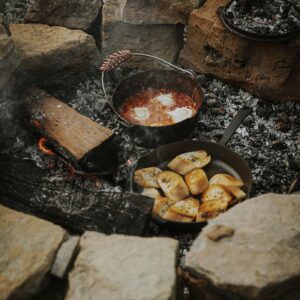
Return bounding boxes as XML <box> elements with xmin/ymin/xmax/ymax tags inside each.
<box><xmin>99</xmin><ymin>50</ymin><xmax>133</xmax><ymax>127</ymax></box>
<box><xmin>218</xmin><ymin>106</ymin><xmax>252</xmax><ymax>146</ymax></box>
<box><xmin>99</xmin><ymin>49</ymin><xmax>197</xmax><ymax>79</ymax></box>
<box><xmin>99</xmin><ymin>50</ymin><xmax>133</xmax><ymax>72</ymax></box>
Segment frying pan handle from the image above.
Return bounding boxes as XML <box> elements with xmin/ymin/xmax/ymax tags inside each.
<box><xmin>218</xmin><ymin>106</ymin><xmax>252</xmax><ymax>146</ymax></box>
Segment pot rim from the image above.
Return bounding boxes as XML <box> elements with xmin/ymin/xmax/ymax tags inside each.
<box><xmin>111</xmin><ymin>69</ymin><xmax>204</xmax><ymax>129</ymax></box>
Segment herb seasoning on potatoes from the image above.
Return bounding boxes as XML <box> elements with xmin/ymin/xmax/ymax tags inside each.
<box><xmin>134</xmin><ymin>149</ymin><xmax>246</xmax><ymax>223</ymax></box>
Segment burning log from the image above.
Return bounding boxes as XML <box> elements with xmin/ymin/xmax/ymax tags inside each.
<box><xmin>26</xmin><ymin>86</ymin><xmax>117</xmax><ymax>174</ymax></box>
<box><xmin>0</xmin><ymin>155</ymin><xmax>154</xmax><ymax>235</ymax></box>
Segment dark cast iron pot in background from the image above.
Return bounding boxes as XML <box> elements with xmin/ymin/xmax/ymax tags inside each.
<box><xmin>218</xmin><ymin>0</ymin><xmax>300</xmax><ymax>42</ymax></box>
<box><xmin>99</xmin><ymin>50</ymin><xmax>204</xmax><ymax>148</ymax></box>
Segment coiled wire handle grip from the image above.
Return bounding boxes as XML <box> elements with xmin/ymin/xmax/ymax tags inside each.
<box><xmin>99</xmin><ymin>50</ymin><xmax>197</xmax><ymax>127</ymax></box>
<box><xmin>99</xmin><ymin>50</ymin><xmax>132</xmax><ymax>72</ymax></box>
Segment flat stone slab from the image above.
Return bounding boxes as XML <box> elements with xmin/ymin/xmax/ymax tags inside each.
<box><xmin>0</xmin><ymin>205</ymin><xmax>66</xmax><ymax>300</ymax></box>
<box><xmin>102</xmin><ymin>0</ymin><xmax>183</xmax><ymax>68</ymax></box>
<box><xmin>0</xmin><ymin>22</ymin><xmax>15</xmax><ymax>91</ymax></box>
<box><xmin>25</xmin><ymin>0</ymin><xmax>102</xmax><ymax>31</ymax></box>
<box><xmin>185</xmin><ymin>193</ymin><xmax>300</xmax><ymax>299</ymax></box>
<box><xmin>65</xmin><ymin>232</ymin><xmax>178</xmax><ymax>300</ymax></box>
<box><xmin>122</xmin><ymin>0</ymin><xmax>199</xmax><ymax>25</ymax></box>
<box><xmin>9</xmin><ymin>23</ymin><xmax>99</xmax><ymax>83</ymax></box>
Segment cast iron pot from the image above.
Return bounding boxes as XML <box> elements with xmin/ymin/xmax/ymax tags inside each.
<box><xmin>99</xmin><ymin>50</ymin><xmax>204</xmax><ymax>148</ymax></box>
<box><xmin>130</xmin><ymin>107</ymin><xmax>253</xmax><ymax>232</ymax></box>
<box><xmin>218</xmin><ymin>0</ymin><xmax>300</xmax><ymax>42</ymax></box>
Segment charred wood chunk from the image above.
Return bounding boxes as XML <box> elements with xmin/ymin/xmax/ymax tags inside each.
<box><xmin>26</xmin><ymin>86</ymin><xmax>117</xmax><ymax>175</ymax></box>
<box><xmin>0</xmin><ymin>156</ymin><xmax>154</xmax><ymax>236</ymax></box>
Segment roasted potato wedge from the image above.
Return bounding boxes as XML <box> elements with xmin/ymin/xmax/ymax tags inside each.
<box><xmin>167</xmin><ymin>197</ymin><xmax>200</xmax><ymax>218</ymax></box>
<box><xmin>157</xmin><ymin>171</ymin><xmax>190</xmax><ymax>202</ymax></box>
<box><xmin>196</xmin><ymin>210</ymin><xmax>221</xmax><ymax>222</ymax></box>
<box><xmin>152</xmin><ymin>196</ymin><xmax>176</xmax><ymax>218</ymax></box>
<box><xmin>199</xmin><ymin>198</ymin><xmax>228</xmax><ymax>212</ymax></box>
<box><xmin>202</xmin><ymin>184</ymin><xmax>233</xmax><ymax>203</ymax></box>
<box><xmin>196</xmin><ymin>199</ymin><xmax>228</xmax><ymax>222</ymax></box>
<box><xmin>163</xmin><ymin>210</ymin><xmax>195</xmax><ymax>223</ymax></box>
<box><xmin>141</xmin><ymin>188</ymin><xmax>161</xmax><ymax>199</ymax></box>
<box><xmin>224</xmin><ymin>186</ymin><xmax>246</xmax><ymax>203</ymax></box>
<box><xmin>134</xmin><ymin>167</ymin><xmax>162</xmax><ymax>188</ymax></box>
<box><xmin>168</xmin><ymin>150</ymin><xmax>211</xmax><ymax>175</ymax></box>
<box><xmin>209</xmin><ymin>173</ymin><xmax>243</xmax><ymax>188</ymax></box>
<box><xmin>185</xmin><ymin>169</ymin><xmax>209</xmax><ymax>195</ymax></box>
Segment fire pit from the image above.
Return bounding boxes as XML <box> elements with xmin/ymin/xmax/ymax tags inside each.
<box><xmin>1</xmin><ymin>0</ymin><xmax>300</xmax><ymax>299</ymax></box>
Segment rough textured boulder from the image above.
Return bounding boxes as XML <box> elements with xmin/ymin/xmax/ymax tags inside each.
<box><xmin>9</xmin><ymin>23</ymin><xmax>99</xmax><ymax>84</ymax></box>
<box><xmin>0</xmin><ymin>21</ymin><xmax>18</xmax><ymax>148</ymax></box>
<box><xmin>102</xmin><ymin>0</ymin><xmax>184</xmax><ymax>68</ymax></box>
<box><xmin>179</xmin><ymin>0</ymin><xmax>300</xmax><ymax>102</ymax></box>
<box><xmin>0</xmin><ymin>205</ymin><xmax>66</xmax><ymax>300</ymax></box>
<box><xmin>122</xmin><ymin>0</ymin><xmax>200</xmax><ymax>25</ymax></box>
<box><xmin>184</xmin><ymin>193</ymin><xmax>300</xmax><ymax>300</ymax></box>
<box><xmin>24</xmin><ymin>0</ymin><xmax>102</xmax><ymax>31</ymax></box>
<box><xmin>0</xmin><ymin>22</ymin><xmax>15</xmax><ymax>92</ymax></box>
<box><xmin>65</xmin><ymin>232</ymin><xmax>178</xmax><ymax>300</ymax></box>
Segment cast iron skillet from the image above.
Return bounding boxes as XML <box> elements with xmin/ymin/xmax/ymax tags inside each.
<box><xmin>218</xmin><ymin>0</ymin><xmax>300</xmax><ymax>42</ymax></box>
<box><xmin>130</xmin><ymin>107</ymin><xmax>252</xmax><ymax>232</ymax></box>
<box><xmin>99</xmin><ymin>50</ymin><xmax>204</xmax><ymax>148</ymax></box>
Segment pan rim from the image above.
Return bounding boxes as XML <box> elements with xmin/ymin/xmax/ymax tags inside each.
<box><xmin>130</xmin><ymin>139</ymin><xmax>253</xmax><ymax>226</ymax></box>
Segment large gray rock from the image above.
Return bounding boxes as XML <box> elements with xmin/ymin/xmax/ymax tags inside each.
<box><xmin>0</xmin><ymin>21</ymin><xmax>18</xmax><ymax>148</ymax></box>
<box><xmin>65</xmin><ymin>232</ymin><xmax>178</xmax><ymax>300</ymax></box>
<box><xmin>122</xmin><ymin>0</ymin><xmax>200</xmax><ymax>25</ymax></box>
<box><xmin>9</xmin><ymin>23</ymin><xmax>99</xmax><ymax>84</ymax></box>
<box><xmin>102</xmin><ymin>0</ymin><xmax>184</xmax><ymax>68</ymax></box>
<box><xmin>0</xmin><ymin>22</ymin><xmax>15</xmax><ymax>92</ymax></box>
<box><xmin>185</xmin><ymin>193</ymin><xmax>300</xmax><ymax>300</ymax></box>
<box><xmin>25</xmin><ymin>0</ymin><xmax>102</xmax><ymax>31</ymax></box>
<box><xmin>0</xmin><ymin>205</ymin><xmax>66</xmax><ymax>300</ymax></box>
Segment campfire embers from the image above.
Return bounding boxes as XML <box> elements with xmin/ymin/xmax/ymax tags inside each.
<box><xmin>27</xmin><ymin>86</ymin><xmax>119</xmax><ymax>175</ymax></box>
<box><xmin>222</xmin><ymin>0</ymin><xmax>300</xmax><ymax>39</ymax></box>
<box><xmin>38</xmin><ymin>137</ymin><xmax>55</xmax><ymax>156</ymax></box>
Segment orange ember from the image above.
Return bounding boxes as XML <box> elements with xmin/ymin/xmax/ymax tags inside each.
<box><xmin>32</xmin><ymin>120</ymin><xmax>41</xmax><ymax>128</ymax></box>
<box><xmin>38</xmin><ymin>138</ymin><xmax>55</xmax><ymax>156</ymax></box>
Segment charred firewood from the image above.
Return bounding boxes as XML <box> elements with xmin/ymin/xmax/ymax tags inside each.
<box><xmin>25</xmin><ymin>86</ymin><xmax>118</xmax><ymax>175</ymax></box>
<box><xmin>0</xmin><ymin>155</ymin><xmax>153</xmax><ymax>235</ymax></box>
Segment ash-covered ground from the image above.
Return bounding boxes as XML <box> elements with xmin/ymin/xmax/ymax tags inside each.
<box><xmin>0</xmin><ymin>0</ymin><xmax>33</xmax><ymax>24</ymax></box>
<box><xmin>2</xmin><ymin>68</ymin><xmax>299</xmax><ymax>214</ymax></box>
<box><xmin>1</xmin><ymin>0</ymin><xmax>299</xmax><ymax>198</ymax></box>
<box><xmin>225</xmin><ymin>0</ymin><xmax>300</xmax><ymax>35</ymax></box>
<box><xmin>40</xmin><ymin>70</ymin><xmax>300</xmax><ymax>197</ymax></box>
